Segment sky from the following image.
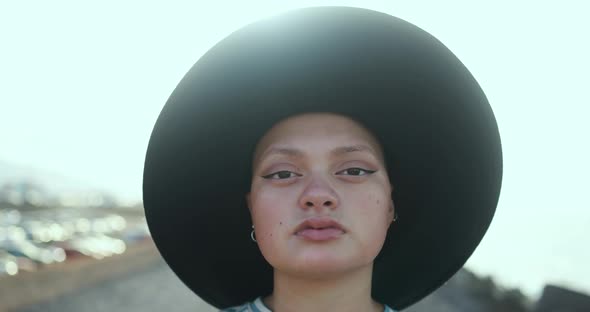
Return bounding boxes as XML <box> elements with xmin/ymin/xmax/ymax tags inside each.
<box><xmin>1</xmin><ymin>0</ymin><xmax>589</xmax><ymax>300</ymax></box>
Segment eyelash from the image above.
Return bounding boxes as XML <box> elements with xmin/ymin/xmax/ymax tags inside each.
<box><xmin>261</xmin><ymin>168</ymin><xmax>376</xmax><ymax>180</ymax></box>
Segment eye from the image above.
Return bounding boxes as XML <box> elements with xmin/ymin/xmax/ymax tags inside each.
<box><xmin>262</xmin><ymin>170</ymin><xmax>301</xmax><ymax>180</ymax></box>
<box><xmin>336</xmin><ymin>167</ymin><xmax>376</xmax><ymax>176</ymax></box>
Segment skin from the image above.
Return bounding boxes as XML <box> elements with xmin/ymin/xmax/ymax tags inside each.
<box><xmin>247</xmin><ymin>113</ymin><xmax>395</xmax><ymax>312</ymax></box>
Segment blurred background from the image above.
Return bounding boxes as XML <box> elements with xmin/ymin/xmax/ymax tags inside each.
<box><xmin>1</xmin><ymin>1</ymin><xmax>588</xmax><ymax>311</ymax></box>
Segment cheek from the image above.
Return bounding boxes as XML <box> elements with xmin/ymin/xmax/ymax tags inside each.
<box><xmin>249</xmin><ymin>192</ymin><xmax>292</xmax><ymax>266</ymax></box>
<box><xmin>351</xmin><ymin>192</ymin><xmax>392</xmax><ymax>242</ymax></box>
<box><xmin>249</xmin><ymin>189</ymin><xmax>290</xmax><ymax>244</ymax></box>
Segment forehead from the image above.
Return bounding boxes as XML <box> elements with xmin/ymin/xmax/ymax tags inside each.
<box><xmin>253</xmin><ymin>113</ymin><xmax>385</xmax><ymax>164</ymax></box>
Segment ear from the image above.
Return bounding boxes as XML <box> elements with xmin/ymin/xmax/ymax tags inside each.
<box><xmin>246</xmin><ymin>193</ymin><xmax>252</xmax><ymax>212</ymax></box>
<box><xmin>388</xmin><ymin>186</ymin><xmax>395</xmax><ymax>222</ymax></box>
<box><xmin>388</xmin><ymin>198</ymin><xmax>395</xmax><ymax>224</ymax></box>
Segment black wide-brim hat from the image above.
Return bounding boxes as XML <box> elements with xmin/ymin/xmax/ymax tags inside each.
<box><xmin>143</xmin><ymin>6</ymin><xmax>502</xmax><ymax>310</ymax></box>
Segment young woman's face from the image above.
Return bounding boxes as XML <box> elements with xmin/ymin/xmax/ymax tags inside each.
<box><xmin>248</xmin><ymin>113</ymin><xmax>394</xmax><ymax>278</ymax></box>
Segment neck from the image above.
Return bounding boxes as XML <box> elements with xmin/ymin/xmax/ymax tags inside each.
<box><xmin>264</xmin><ymin>264</ymin><xmax>383</xmax><ymax>312</ymax></box>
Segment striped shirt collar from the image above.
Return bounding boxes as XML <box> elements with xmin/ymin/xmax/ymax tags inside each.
<box><xmin>249</xmin><ymin>297</ymin><xmax>396</xmax><ymax>312</ymax></box>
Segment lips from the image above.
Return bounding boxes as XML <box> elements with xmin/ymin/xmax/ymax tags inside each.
<box><xmin>294</xmin><ymin>217</ymin><xmax>346</xmax><ymax>241</ymax></box>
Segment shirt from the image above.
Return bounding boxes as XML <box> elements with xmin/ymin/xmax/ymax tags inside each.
<box><xmin>220</xmin><ymin>297</ymin><xmax>397</xmax><ymax>312</ymax></box>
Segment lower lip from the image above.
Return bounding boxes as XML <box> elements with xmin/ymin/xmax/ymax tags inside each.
<box><xmin>295</xmin><ymin>228</ymin><xmax>344</xmax><ymax>241</ymax></box>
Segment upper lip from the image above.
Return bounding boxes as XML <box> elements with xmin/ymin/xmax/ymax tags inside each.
<box><xmin>294</xmin><ymin>216</ymin><xmax>346</xmax><ymax>234</ymax></box>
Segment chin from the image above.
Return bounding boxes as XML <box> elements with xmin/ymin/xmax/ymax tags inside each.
<box><xmin>283</xmin><ymin>252</ymin><xmax>368</xmax><ymax>277</ymax></box>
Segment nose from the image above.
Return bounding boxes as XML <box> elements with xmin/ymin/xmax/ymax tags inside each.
<box><xmin>298</xmin><ymin>176</ymin><xmax>339</xmax><ymax>211</ymax></box>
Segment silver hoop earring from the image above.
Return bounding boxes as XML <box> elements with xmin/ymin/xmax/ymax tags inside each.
<box><xmin>250</xmin><ymin>225</ymin><xmax>257</xmax><ymax>242</ymax></box>
<box><xmin>393</xmin><ymin>211</ymin><xmax>398</xmax><ymax>222</ymax></box>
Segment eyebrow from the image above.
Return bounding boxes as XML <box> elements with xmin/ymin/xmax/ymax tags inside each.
<box><xmin>259</xmin><ymin>144</ymin><xmax>377</xmax><ymax>160</ymax></box>
<box><xmin>330</xmin><ymin>144</ymin><xmax>377</xmax><ymax>157</ymax></box>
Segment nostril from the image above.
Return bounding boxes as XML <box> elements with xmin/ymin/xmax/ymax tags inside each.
<box><xmin>303</xmin><ymin>200</ymin><xmax>336</xmax><ymax>208</ymax></box>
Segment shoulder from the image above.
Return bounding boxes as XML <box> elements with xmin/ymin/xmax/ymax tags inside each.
<box><xmin>219</xmin><ymin>301</ymin><xmax>252</xmax><ymax>312</ymax></box>
<box><xmin>221</xmin><ymin>298</ymin><xmax>396</xmax><ymax>312</ymax></box>
<box><xmin>219</xmin><ymin>297</ymin><xmax>269</xmax><ymax>312</ymax></box>
<box><xmin>384</xmin><ymin>304</ymin><xmax>397</xmax><ymax>312</ymax></box>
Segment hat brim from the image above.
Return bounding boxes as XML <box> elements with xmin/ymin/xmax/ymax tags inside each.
<box><xmin>143</xmin><ymin>6</ymin><xmax>502</xmax><ymax>310</ymax></box>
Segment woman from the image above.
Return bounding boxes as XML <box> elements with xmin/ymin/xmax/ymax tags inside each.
<box><xmin>143</xmin><ymin>6</ymin><xmax>502</xmax><ymax>311</ymax></box>
<box><xmin>240</xmin><ymin>112</ymin><xmax>396</xmax><ymax>312</ymax></box>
